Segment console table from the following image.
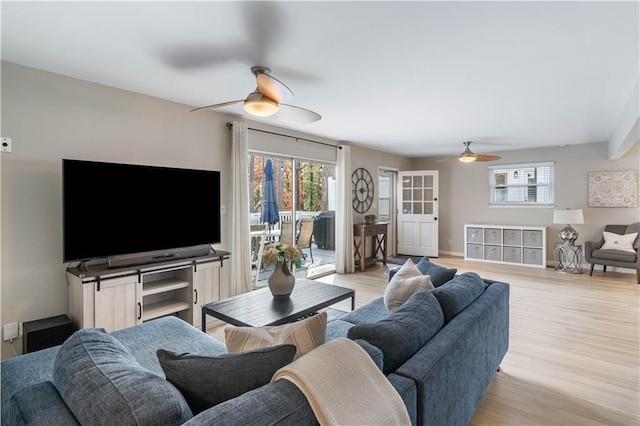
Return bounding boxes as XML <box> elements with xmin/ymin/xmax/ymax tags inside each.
<box><xmin>354</xmin><ymin>222</ymin><xmax>388</xmax><ymax>272</ymax></box>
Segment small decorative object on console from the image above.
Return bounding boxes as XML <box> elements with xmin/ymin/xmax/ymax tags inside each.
<box><xmin>364</xmin><ymin>214</ymin><xmax>376</xmax><ymax>224</ymax></box>
<box><xmin>263</xmin><ymin>243</ymin><xmax>302</xmax><ymax>298</ymax></box>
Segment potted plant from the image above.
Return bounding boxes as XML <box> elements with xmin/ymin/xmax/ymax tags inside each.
<box><xmin>262</xmin><ymin>243</ymin><xmax>303</xmax><ymax>298</ymax></box>
<box><xmin>364</xmin><ymin>214</ymin><xmax>377</xmax><ymax>224</ymax></box>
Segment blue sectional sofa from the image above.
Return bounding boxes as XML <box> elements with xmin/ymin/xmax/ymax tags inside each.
<box><xmin>1</xmin><ymin>270</ymin><xmax>509</xmax><ymax>426</ymax></box>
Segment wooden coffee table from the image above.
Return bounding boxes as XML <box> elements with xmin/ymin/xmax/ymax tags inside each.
<box><xmin>201</xmin><ymin>279</ymin><xmax>355</xmax><ymax>330</ymax></box>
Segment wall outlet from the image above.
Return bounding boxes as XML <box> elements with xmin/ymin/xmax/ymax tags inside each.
<box><xmin>3</xmin><ymin>322</ymin><xmax>19</xmax><ymax>341</ymax></box>
<box><xmin>1</xmin><ymin>137</ymin><xmax>12</xmax><ymax>153</ymax></box>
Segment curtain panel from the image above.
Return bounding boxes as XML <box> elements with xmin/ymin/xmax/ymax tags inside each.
<box><xmin>336</xmin><ymin>145</ymin><xmax>354</xmax><ymax>273</ymax></box>
<box><xmin>230</xmin><ymin>121</ymin><xmax>252</xmax><ymax>296</ymax></box>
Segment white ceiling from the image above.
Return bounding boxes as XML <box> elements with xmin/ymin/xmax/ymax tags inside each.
<box><xmin>2</xmin><ymin>1</ymin><xmax>639</xmax><ymax>157</ymax></box>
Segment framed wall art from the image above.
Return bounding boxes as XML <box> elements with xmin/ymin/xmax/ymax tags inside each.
<box><xmin>588</xmin><ymin>170</ymin><xmax>638</xmax><ymax>207</ymax></box>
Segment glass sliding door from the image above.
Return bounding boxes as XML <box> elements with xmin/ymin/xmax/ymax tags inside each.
<box><xmin>248</xmin><ymin>153</ymin><xmax>336</xmax><ymax>284</ymax></box>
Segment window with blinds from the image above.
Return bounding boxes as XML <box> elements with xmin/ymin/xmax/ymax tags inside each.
<box><xmin>489</xmin><ymin>162</ymin><xmax>554</xmax><ymax>206</ymax></box>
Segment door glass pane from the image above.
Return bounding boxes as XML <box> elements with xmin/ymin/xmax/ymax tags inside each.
<box><xmin>413</xmin><ymin>202</ymin><xmax>422</xmax><ymax>214</ymax></box>
<box><xmin>413</xmin><ymin>176</ymin><xmax>423</xmax><ymax>187</ymax></box>
<box><xmin>424</xmin><ymin>188</ymin><xmax>433</xmax><ymax>201</ymax></box>
<box><xmin>424</xmin><ymin>175</ymin><xmax>434</xmax><ymax>187</ymax></box>
<box><xmin>413</xmin><ymin>188</ymin><xmax>423</xmax><ymax>201</ymax></box>
<box><xmin>295</xmin><ymin>159</ymin><xmax>336</xmax><ymax>279</ymax></box>
<box><xmin>378</xmin><ymin>175</ymin><xmax>391</xmax><ymax>222</ymax></box>
<box><xmin>403</xmin><ymin>188</ymin><xmax>412</xmax><ymax>201</ymax></box>
<box><xmin>402</xmin><ymin>202</ymin><xmax>412</xmax><ymax>214</ymax></box>
<box><xmin>423</xmin><ymin>202</ymin><xmax>433</xmax><ymax>215</ymax></box>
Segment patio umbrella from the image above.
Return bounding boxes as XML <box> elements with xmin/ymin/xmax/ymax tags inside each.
<box><xmin>260</xmin><ymin>159</ymin><xmax>280</xmax><ymax>226</ymax></box>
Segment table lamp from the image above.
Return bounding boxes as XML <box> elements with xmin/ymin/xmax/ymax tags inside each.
<box><xmin>553</xmin><ymin>208</ymin><xmax>584</xmax><ymax>245</ymax></box>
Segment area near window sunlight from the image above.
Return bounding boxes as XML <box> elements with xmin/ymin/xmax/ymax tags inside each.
<box><xmin>489</xmin><ymin>162</ymin><xmax>554</xmax><ymax>206</ymax></box>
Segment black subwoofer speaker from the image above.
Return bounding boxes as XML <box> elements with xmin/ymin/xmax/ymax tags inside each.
<box><xmin>22</xmin><ymin>314</ymin><xmax>74</xmax><ymax>354</ymax></box>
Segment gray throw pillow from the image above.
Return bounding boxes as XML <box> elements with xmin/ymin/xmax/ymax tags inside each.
<box><xmin>53</xmin><ymin>328</ymin><xmax>192</xmax><ymax>426</ymax></box>
<box><xmin>347</xmin><ymin>291</ymin><xmax>444</xmax><ymax>375</ymax></box>
<box><xmin>431</xmin><ymin>272</ymin><xmax>486</xmax><ymax>323</ymax></box>
<box><xmin>415</xmin><ymin>257</ymin><xmax>457</xmax><ymax>286</ymax></box>
<box><xmin>157</xmin><ymin>344</ymin><xmax>297</xmax><ymax>414</ymax></box>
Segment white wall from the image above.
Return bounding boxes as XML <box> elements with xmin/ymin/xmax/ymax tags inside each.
<box><xmin>411</xmin><ymin>142</ymin><xmax>640</xmax><ymax>259</ymax></box>
<box><xmin>0</xmin><ymin>62</ymin><xmax>237</xmax><ymax>359</ymax></box>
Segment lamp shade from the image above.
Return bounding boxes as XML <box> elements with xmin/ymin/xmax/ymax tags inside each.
<box><xmin>553</xmin><ymin>209</ymin><xmax>584</xmax><ymax>225</ymax></box>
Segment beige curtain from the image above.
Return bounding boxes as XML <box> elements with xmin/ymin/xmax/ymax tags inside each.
<box><xmin>230</xmin><ymin>121</ymin><xmax>252</xmax><ymax>296</ymax></box>
<box><xmin>335</xmin><ymin>145</ymin><xmax>354</xmax><ymax>273</ymax></box>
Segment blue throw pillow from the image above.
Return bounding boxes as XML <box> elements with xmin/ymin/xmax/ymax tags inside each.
<box><xmin>53</xmin><ymin>328</ymin><xmax>192</xmax><ymax>426</ymax></box>
<box><xmin>415</xmin><ymin>257</ymin><xmax>457</xmax><ymax>287</ymax></box>
<box><xmin>347</xmin><ymin>291</ymin><xmax>444</xmax><ymax>375</ymax></box>
<box><xmin>431</xmin><ymin>272</ymin><xmax>486</xmax><ymax>323</ymax></box>
<box><xmin>157</xmin><ymin>344</ymin><xmax>297</xmax><ymax>414</ymax></box>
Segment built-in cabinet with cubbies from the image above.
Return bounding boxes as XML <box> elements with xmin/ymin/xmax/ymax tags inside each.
<box><xmin>67</xmin><ymin>251</ymin><xmax>230</xmax><ymax>333</ymax></box>
<box><xmin>465</xmin><ymin>224</ymin><xmax>546</xmax><ymax>268</ymax></box>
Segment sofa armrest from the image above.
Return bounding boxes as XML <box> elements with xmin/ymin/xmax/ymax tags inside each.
<box><xmin>10</xmin><ymin>381</ymin><xmax>79</xmax><ymax>425</ymax></box>
<box><xmin>584</xmin><ymin>239</ymin><xmax>604</xmax><ymax>262</ymax></box>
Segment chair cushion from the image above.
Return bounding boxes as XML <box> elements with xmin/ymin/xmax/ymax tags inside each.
<box><xmin>431</xmin><ymin>272</ymin><xmax>487</xmax><ymax>324</ymax></box>
<box><xmin>415</xmin><ymin>257</ymin><xmax>458</xmax><ymax>287</ymax></box>
<box><xmin>347</xmin><ymin>291</ymin><xmax>444</xmax><ymax>375</ymax></box>
<box><xmin>601</xmin><ymin>231</ymin><xmax>638</xmax><ymax>253</ymax></box>
<box><xmin>53</xmin><ymin>328</ymin><xmax>192</xmax><ymax>426</ymax></box>
<box><xmin>383</xmin><ymin>259</ymin><xmax>434</xmax><ymax>312</ymax></box>
<box><xmin>592</xmin><ymin>249</ymin><xmax>637</xmax><ymax>263</ymax></box>
<box><xmin>157</xmin><ymin>344</ymin><xmax>296</xmax><ymax>415</ymax></box>
<box><xmin>225</xmin><ymin>312</ymin><xmax>327</xmax><ymax>359</ymax></box>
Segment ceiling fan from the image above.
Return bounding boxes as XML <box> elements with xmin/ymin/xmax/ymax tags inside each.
<box><xmin>191</xmin><ymin>66</ymin><xmax>321</xmax><ymax>123</ymax></box>
<box><xmin>438</xmin><ymin>141</ymin><xmax>501</xmax><ymax>163</ymax></box>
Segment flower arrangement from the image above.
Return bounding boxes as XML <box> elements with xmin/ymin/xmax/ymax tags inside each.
<box><xmin>262</xmin><ymin>242</ymin><xmax>303</xmax><ymax>276</ymax></box>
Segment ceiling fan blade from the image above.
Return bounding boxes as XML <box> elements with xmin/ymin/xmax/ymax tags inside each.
<box><xmin>272</xmin><ymin>104</ymin><xmax>321</xmax><ymax>123</ymax></box>
<box><xmin>436</xmin><ymin>157</ymin><xmax>455</xmax><ymax>163</ymax></box>
<box><xmin>256</xmin><ymin>73</ymin><xmax>294</xmax><ymax>104</ymax></box>
<box><xmin>190</xmin><ymin>100</ymin><xmax>243</xmax><ymax>113</ymax></box>
<box><xmin>474</xmin><ymin>155</ymin><xmax>502</xmax><ymax>162</ymax></box>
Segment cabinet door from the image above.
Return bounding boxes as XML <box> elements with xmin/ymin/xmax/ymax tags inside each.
<box><xmin>192</xmin><ymin>261</ymin><xmax>221</xmax><ymax>329</ymax></box>
<box><xmin>93</xmin><ymin>276</ymin><xmax>140</xmax><ymax>332</ymax></box>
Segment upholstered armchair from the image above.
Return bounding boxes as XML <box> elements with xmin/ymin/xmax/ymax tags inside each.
<box><xmin>585</xmin><ymin>223</ymin><xmax>640</xmax><ymax>284</ymax></box>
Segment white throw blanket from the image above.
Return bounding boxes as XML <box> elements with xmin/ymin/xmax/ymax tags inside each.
<box><xmin>271</xmin><ymin>337</ymin><xmax>411</xmax><ymax>426</ymax></box>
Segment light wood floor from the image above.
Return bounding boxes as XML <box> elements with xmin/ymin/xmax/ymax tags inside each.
<box><xmin>213</xmin><ymin>256</ymin><xmax>640</xmax><ymax>425</ymax></box>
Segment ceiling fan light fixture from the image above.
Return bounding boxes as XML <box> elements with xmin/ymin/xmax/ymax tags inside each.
<box><xmin>243</xmin><ymin>91</ymin><xmax>279</xmax><ymax>117</ymax></box>
<box><xmin>458</xmin><ymin>154</ymin><xmax>477</xmax><ymax>163</ymax></box>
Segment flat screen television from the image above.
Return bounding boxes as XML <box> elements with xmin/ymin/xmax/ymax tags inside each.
<box><xmin>63</xmin><ymin>159</ymin><xmax>221</xmax><ymax>266</ymax></box>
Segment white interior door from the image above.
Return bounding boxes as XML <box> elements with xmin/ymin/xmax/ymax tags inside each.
<box><xmin>397</xmin><ymin>171</ymin><xmax>439</xmax><ymax>257</ymax></box>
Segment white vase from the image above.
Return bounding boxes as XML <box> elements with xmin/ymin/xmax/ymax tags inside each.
<box><xmin>268</xmin><ymin>262</ymin><xmax>295</xmax><ymax>298</ymax></box>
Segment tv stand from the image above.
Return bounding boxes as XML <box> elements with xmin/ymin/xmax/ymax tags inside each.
<box><xmin>107</xmin><ymin>244</ymin><xmax>212</xmax><ymax>269</ymax></box>
<box><xmin>67</xmin><ymin>251</ymin><xmax>231</xmax><ymax>333</ymax></box>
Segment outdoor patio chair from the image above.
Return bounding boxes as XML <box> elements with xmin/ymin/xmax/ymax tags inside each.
<box><xmin>296</xmin><ymin>218</ymin><xmax>315</xmax><ymax>263</ymax></box>
<box><xmin>280</xmin><ymin>221</ymin><xmax>294</xmax><ymax>246</ymax></box>
<box><xmin>250</xmin><ymin>224</ymin><xmax>268</xmax><ymax>289</ymax></box>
